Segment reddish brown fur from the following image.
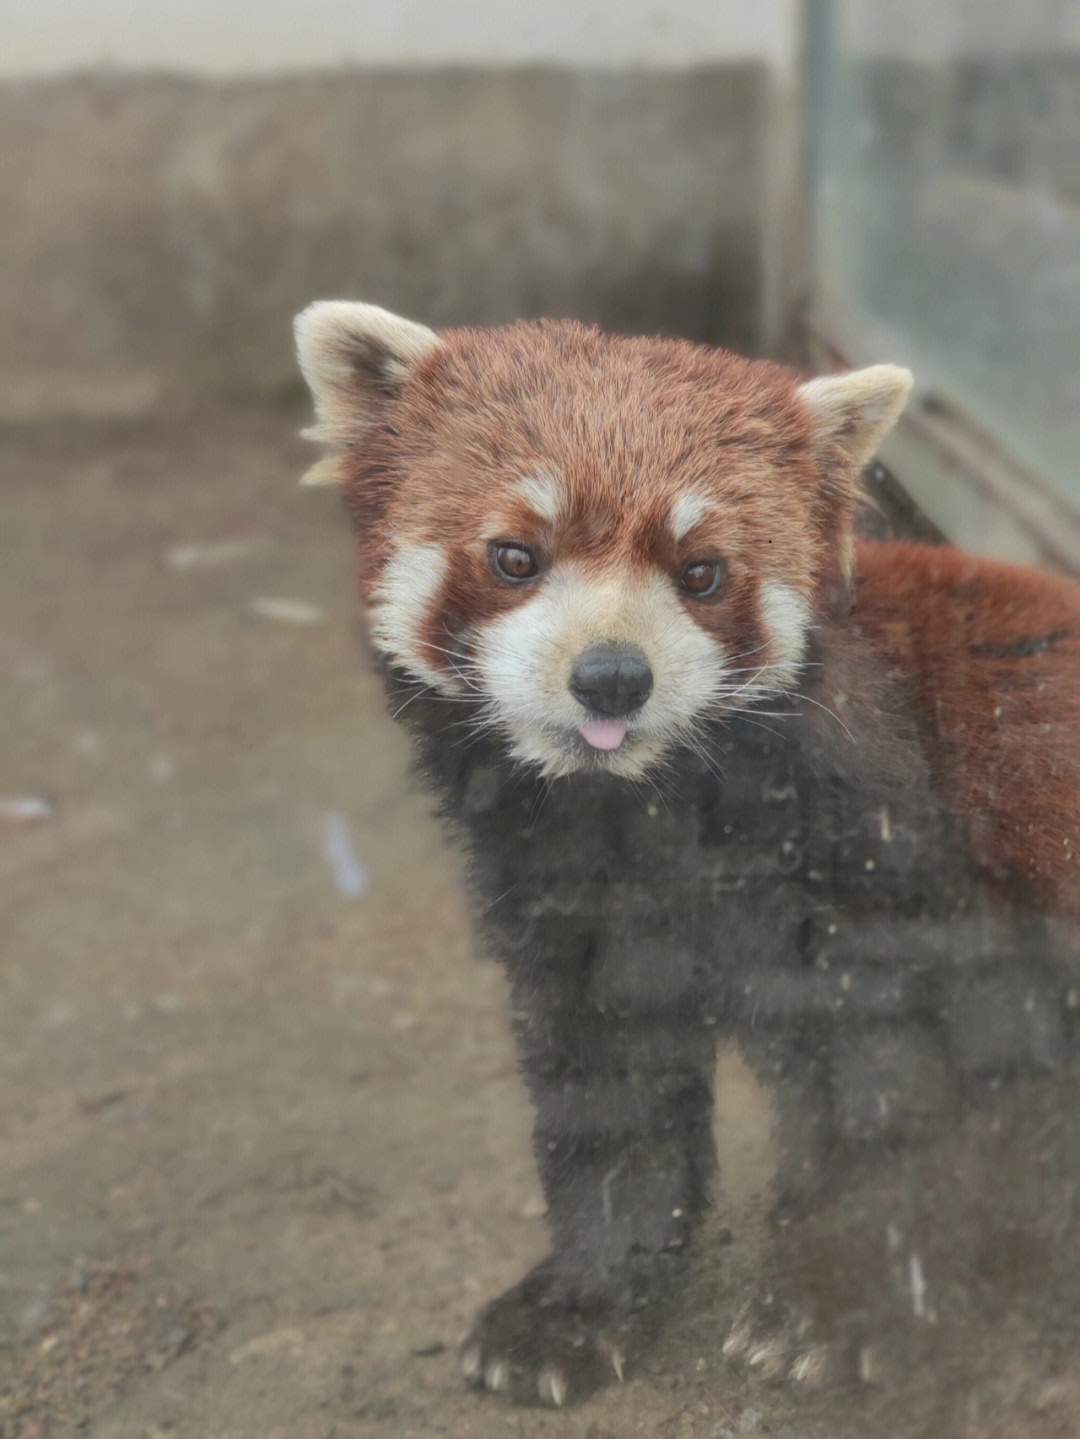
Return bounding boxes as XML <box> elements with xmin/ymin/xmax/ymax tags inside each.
<box><xmin>855</xmin><ymin>541</ymin><xmax>1080</xmax><ymax>917</ymax></box>
<box><xmin>346</xmin><ymin>319</ymin><xmax>833</xmax><ymax>599</ymax></box>
<box><xmin>343</xmin><ymin>318</ymin><xmax>1080</xmax><ymax>921</ymax></box>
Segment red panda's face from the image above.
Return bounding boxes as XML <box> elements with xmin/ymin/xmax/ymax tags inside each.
<box><xmin>367</xmin><ymin>466</ymin><xmax>814</xmax><ymax>779</ymax></box>
<box><xmin>295</xmin><ymin>306</ymin><xmax>912</xmax><ymax>779</ymax></box>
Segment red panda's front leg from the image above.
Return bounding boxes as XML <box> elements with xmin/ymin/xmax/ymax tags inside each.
<box><xmin>461</xmin><ymin>945</ymin><xmax>717</xmax><ymax>1406</ymax></box>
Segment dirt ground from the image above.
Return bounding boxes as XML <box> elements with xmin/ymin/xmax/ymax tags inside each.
<box><xmin>4</xmin><ymin>407</ymin><xmax>1080</xmax><ymax>1439</ymax></box>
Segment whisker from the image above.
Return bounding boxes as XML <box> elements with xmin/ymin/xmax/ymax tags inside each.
<box><xmin>526</xmin><ymin>775</ymin><xmax>556</xmax><ymax>826</ymax></box>
<box><xmin>782</xmin><ymin>688</ymin><xmax>856</xmax><ymax>745</ymax></box>
<box><xmin>682</xmin><ymin>736</ymin><xmax>726</xmax><ymax>785</ymax></box>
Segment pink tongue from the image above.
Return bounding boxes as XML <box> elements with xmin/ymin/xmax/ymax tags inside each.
<box><xmin>578</xmin><ymin>718</ymin><xmax>628</xmax><ymax>751</ymax></box>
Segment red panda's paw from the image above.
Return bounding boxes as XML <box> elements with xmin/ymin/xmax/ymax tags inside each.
<box><xmin>719</xmin><ymin>1202</ymin><xmax>933</xmax><ymax>1397</ymax></box>
<box><xmin>721</xmin><ymin>1293</ymin><xmax>837</xmax><ymax>1390</ymax></box>
<box><xmin>460</xmin><ymin>1260</ymin><xmax>633</xmax><ymax>1406</ymax></box>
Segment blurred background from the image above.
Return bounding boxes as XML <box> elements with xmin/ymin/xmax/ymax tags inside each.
<box><xmin>3</xmin><ymin>0</ymin><xmax>1078</xmax><ymax>564</ymax></box>
<box><xmin>3</xmin><ymin>4</ymin><xmax>1080</xmax><ymax>1437</ymax></box>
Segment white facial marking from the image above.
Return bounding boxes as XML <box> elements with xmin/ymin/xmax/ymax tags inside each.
<box><xmin>759</xmin><ymin>581</ymin><xmax>811</xmax><ymax>690</ymax></box>
<box><xmin>368</xmin><ymin>541</ymin><xmax>463</xmax><ymax>695</ymax></box>
<box><xmin>473</xmin><ymin>563</ymin><xmax>728</xmax><ymax>777</ymax></box>
<box><xmin>670</xmin><ymin>492</ymin><xmax>713</xmax><ymax>542</ymax></box>
<box><xmin>513</xmin><ymin>471</ymin><xmax>565</xmax><ymax>527</ymax></box>
<box><xmin>371</xmin><ymin>544</ymin><xmax>813</xmax><ymax>775</ymax></box>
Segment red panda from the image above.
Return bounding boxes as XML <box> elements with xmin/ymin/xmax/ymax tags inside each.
<box><xmin>295</xmin><ymin>303</ymin><xmax>1080</xmax><ymax>1406</ymax></box>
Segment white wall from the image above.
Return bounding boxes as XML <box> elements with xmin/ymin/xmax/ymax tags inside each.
<box><xmin>2</xmin><ymin>0</ymin><xmax>798</xmax><ymax>77</ymax></box>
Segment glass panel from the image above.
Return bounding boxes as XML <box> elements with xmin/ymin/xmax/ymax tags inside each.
<box><xmin>816</xmin><ymin>0</ymin><xmax>1080</xmax><ymax>509</ymax></box>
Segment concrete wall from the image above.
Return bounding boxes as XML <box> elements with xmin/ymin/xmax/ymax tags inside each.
<box><xmin>0</xmin><ymin>66</ymin><xmax>770</xmax><ymax>420</ymax></box>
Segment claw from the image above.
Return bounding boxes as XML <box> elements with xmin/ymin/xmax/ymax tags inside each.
<box><xmin>595</xmin><ymin>1336</ymin><xmax>626</xmax><ymax>1382</ymax></box>
<box><xmin>722</xmin><ymin>1305</ymin><xmax>752</xmax><ymax>1360</ymax></box>
<box><xmin>461</xmin><ymin>1345</ymin><xmax>482</xmax><ymax>1383</ymax></box>
<box><xmin>747</xmin><ymin>1337</ymin><xmax>787</xmax><ymax>1380</ymax></box>
<box><xmin>858</xmin><ymin>1344</ymin><xmax>883</xmax><ymax>1385</ymax></box>
<box><xmin>538</xmin><ymin>1367</ymin><xmax>568</xmax><ymax>1407</ymax></box>
<box><xmin>790</xmin><ymin>1345</ymin><xmax>828</xmax><ymax>1388</ymax></box>
<box><xmin>484</xmin><ymin>1360</ymin><xmax>508</xmax><ymax>1393</ymax></box>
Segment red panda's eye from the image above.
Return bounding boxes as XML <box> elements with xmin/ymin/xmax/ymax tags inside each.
<box><xmin>679</xmin><ymin>558</ymin><xmax>728</xmax><ymax>599</ymax></box>
<box><xmin>490</xmin><ymin>541</ymin><xmax>540</xmax><ymax>583</ymax></box>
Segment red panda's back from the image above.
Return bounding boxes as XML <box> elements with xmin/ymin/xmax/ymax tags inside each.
<box><xmin>853</xmin><ymin>540</ymin><xmax>1080</xmax><ymax>917</ymax></box>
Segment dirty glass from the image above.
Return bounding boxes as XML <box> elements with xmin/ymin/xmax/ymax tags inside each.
<box><xmin>3</xmin><ymin>15</ymin><xmax>1080</xmax><ymax>1439</ymax></box>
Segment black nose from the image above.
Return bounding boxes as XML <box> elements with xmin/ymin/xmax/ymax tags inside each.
<box><xmin>569</xmin><ymin>643</ymin><xmax>653</xmax><ymax>718</ymax></box>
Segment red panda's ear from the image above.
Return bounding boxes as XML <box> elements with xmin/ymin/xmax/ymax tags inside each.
<box><xmin>796</xmin><ymin>365</ymin><xmax>912</xmax><ymax>595</ymax></box>
<box><xmin>796</xmin><ymin>365</ymin><xmax>913</xmax><ymax>472</ymax></box>
<box><xmin>293</xmin><ymin>301</ymin><xmax>442</xmax><ymax>486</ymax></box>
